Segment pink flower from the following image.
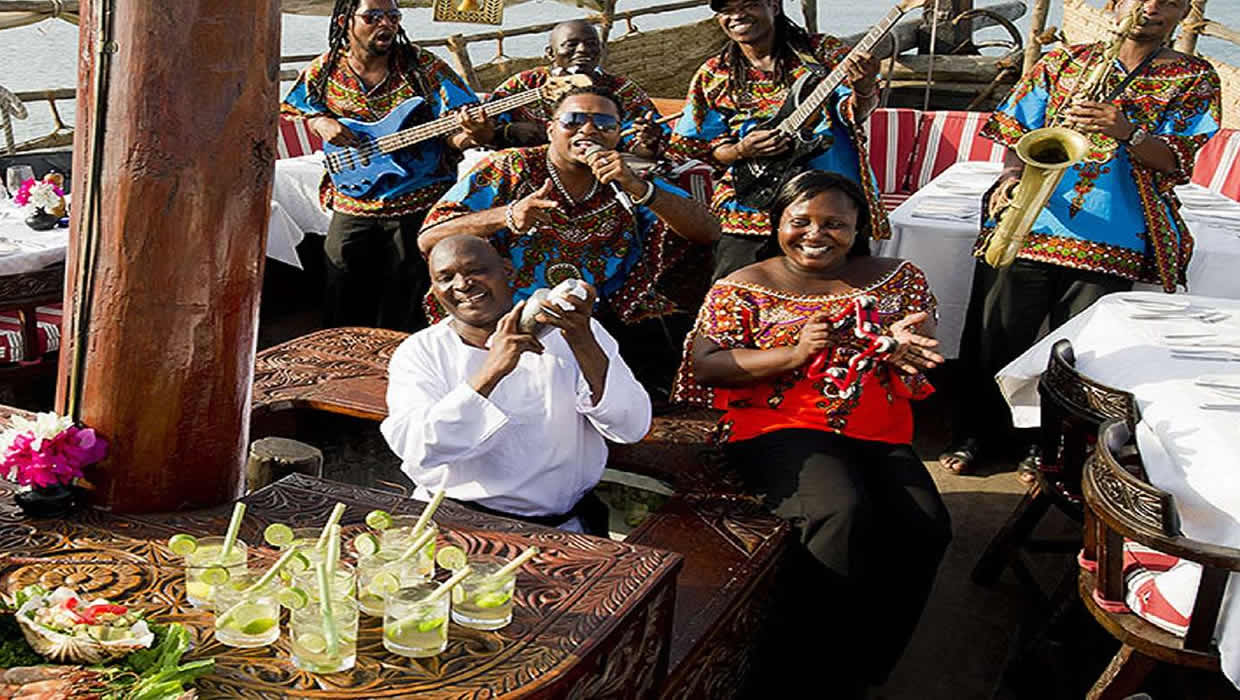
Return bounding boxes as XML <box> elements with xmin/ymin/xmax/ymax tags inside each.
<box><xmin>1</xmin><ymin>416</ymin><xmax>108</xmax><ymax>489</ymax></box>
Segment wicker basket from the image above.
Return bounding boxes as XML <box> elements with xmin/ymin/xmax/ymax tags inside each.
<box><xmin>15</xmin><ymin>587</ymin><xmax>154</xmax><ymax>664</ymax></box>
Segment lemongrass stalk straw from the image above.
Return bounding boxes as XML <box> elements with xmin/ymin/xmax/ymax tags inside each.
<box><xmin>409</xmin><ymin>486</ymin><xmax>447</xmax><ymax>541</ymax></box>
<box><xmin>326</xmin><ymin>524</ymin><xmax>342</xmax><ymax>577</ymax></box>
<box><xmin>491</xmin><ymin>546</ymin><xmax>539</xmax><ymax>581</ymax></box>
<box><xmin>219</xmin><ymin>502</ymin><xmax>246</xmax><ymax>561</ymax></box>
<box><xmin>317</xmin><ymin>503</ymin><xmax>347</xmax><ymax>551</ymax></box>
<box><xmin>394</xmin><ymin>528</ymin><xmax>436</xmax><ymax>565</ymax></box>
<box><xmin>387</xmin><ymin>565</ymin><xmax>473</xmax><ymax>634</ymax></box>
<box><xmin>316</xmin><ymin>561</ymin><xmax>339</xmax><ymax>657</ymax></box>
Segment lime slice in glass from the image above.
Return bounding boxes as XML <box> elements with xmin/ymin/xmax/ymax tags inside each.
<box><xmin>352</xmin><ymin>532</ymin><xmax>380</xmax><ymax>558</ymax></box>
<box><xmin>297</xmin><ymin>631</ymin><xmax>327</xmax><ymax>654</ymax></box>
<box><xmin>475</xmin><ymin>591</ymin><xmax>512</xmax><ymax>609</ymax></box>
<box><xmin>263</xmin><ymin>523</ymin><xmax>295</xmax><ymax>547</ymax></box>
<box><xmin>435</xmin><ymin>545</ymin><xmax>467</xmax><ymax>571</ymax></box>
<box><xmin>168</xmin><ymin>534</ymin><xmax>198</xmax><ymax>556</ymax></box>
<box><xmin>237</xmin><ymin>610</ymin><xmax>278</xmax><ymax>636</ymax></box>
<box><xmin>285</xmin><ymin>551</ymin><xmax>312</xmax><ymax>574</ymax></box>
<box><xmin>365</xmin><ymin>509</ymin><xmax>394</xmax><ymax>531</ymax></box>
<box><xmin>278</xmin><ymin>586</ymin><xmax>309</xmax><ymax>611</ymax></box>
<box><xmin>416</xmin><ymin>616</ymin><xmax>447</xmax><ymax>633</ymax></box>
<box><xmin>186</xmin><ymin>581</ymin><xmax>212</xmax><ymax>601</ymax></box>
<box><xmin>201</xmin><ymin>566</ymin><xmax>230</xmax><ymax>585</ymax></box>
<box><xmin>369</xmin><ymin>571</ymin><xmax>400</xmax><ymax>595</ymax></box>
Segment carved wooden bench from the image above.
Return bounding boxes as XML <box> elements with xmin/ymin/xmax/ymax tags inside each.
<box><xmin>251</xmin><ymin>327</ymin><xmax>790</xmax><ymax>699</ymax></box>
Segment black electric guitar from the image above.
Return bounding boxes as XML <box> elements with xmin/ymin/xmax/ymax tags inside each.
<box><xmin>732</xmin><ymin>0</ymin><xmax>924</xmax><ymax>210</ymax></box>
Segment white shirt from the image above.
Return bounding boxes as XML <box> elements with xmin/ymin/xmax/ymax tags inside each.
<box><xmin>380</xmin><ymin>317</ymin><xmax>652</xmax><ymax>517</ymax></box>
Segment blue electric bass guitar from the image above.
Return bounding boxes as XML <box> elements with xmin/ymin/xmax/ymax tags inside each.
<box><xmin>324</xmin><ymin>73</ymin><xmax>592</xmax><ymax>198</ymax></box>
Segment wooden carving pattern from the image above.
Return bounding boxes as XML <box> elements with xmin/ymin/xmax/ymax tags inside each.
<box><xmin>0</xmin><ymin>265</ymin><xmax>65</xmax><ymax>307</ymax></box>
<box><xmin>0</xmin><ymin>476</ymin><xmax>681</xmax><ymax>698</ymax></box>
<box><xmin>251</xmin><ymin>328</ymin><xmax>406</xmax><ymax>417</ymax></box>
<box><xmin>1042</xmin><ymin>352</ymin><xmax>1138</xmax><ymax>426</ymax></box>
<box><xmin>1085</xmin><ymin>452</ymin><xmax>1169</xmax><ymax>536</ymax></box>
<box><xmin>684</xmin><ymin>492</ymin><xmax>784</xmax><ymax>556</ymax></box>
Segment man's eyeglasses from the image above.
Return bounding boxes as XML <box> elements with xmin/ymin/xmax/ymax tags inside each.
<box><xmin>555</xmin><ymin>112</ymin><xmax>620</xmax><ymax>132</ymax></box>
<box><xmin>354</xmin><ymin>9</ymin><xmax>402</xmax><ymax>24</ymax></box>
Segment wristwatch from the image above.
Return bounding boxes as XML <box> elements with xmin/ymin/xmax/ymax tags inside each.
<box><xmin>1123</xmin><ymin>126</ymin><xmax>1148</xmax><ymax>148</ymax></box>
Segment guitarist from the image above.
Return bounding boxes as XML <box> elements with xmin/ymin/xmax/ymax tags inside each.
<box><xmin>668</xmin><ymin>0</ymin><xmax>888</xmax><ymax>281</ymax></box>
<box><xmin>281</xmin><ymin>0</ymin><xmax>495</xmax><ymax>332</ymax></box>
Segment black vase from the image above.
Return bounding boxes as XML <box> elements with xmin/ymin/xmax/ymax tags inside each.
<box><xmin>13</xmin><ymin>484</ymin><xmax>78</xmax><ymax>518</ymax></box>
<box><xmin>24</xmin><ymin>208</ymin><xmax>59</xmax><ymax>231</ymax></box>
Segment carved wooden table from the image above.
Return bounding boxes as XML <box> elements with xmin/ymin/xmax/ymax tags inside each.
<box><xmin>0</xmin><ymin>474</ymin><xmax>683</xmax><ymax>699</ymax></box>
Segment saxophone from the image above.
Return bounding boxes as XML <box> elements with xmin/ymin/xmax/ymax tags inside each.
<box><xmin>983</xmin><ymin>3</ymin><xmax>1145</xmax><ymax>268</ymax></box>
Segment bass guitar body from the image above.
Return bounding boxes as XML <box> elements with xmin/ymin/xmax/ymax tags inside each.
<box><xmin>731</xmin><ymin>72</ymin><xmax>835</xmax><ymax>211</ymax></box>
<box><xmin>324</xmin><ymin>97</ymin><xmax>441</xmax><ymax>198</ymax></box>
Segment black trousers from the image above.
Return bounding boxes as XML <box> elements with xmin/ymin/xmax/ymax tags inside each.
<box><xmin>711</xmin><ymin>234</ymin><xmax>767</xmax><ymax>282</ymax></box>
<box><xmin>951</xmin><ymin>258</ymin><xmax>1133</xmax><ymax>452</ymax></box>
<box><xmin>323</xmin><ymin>210</ymin><xmax>429</xmax><ymax>332</ymax></box>
<box><xmin>724</xmin><ymin>429</ymin><xmax>952</xmax><ymax>689</ymax></box>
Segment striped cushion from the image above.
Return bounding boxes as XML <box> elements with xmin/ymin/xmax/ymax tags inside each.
<box><xmin>276</xmin><ymin>116</ymin><xmax>325</xmax><ymax>160</ymax></box>
<box><xmin>1190</xmin><ymin>128</ymin><xmax>1240</xmax><ymax>202</ymax></box>
<box><xmin>879</xmin><ymin>192</ymin><xmax>913</xmax><ymax>212</ymax></box>
<box><xmin>0</xmin><ymin>304</ymin><xmax>62</xmax><ymax>364</ymax></box>
<box><xmin>865</xmin><ymin>108</ymin><xmax>922</xmax><ymax>195</ymax></box>
<box><xmin>907</xmin><ymin>110</ymin><xmax>1007</xmax><ymax>191</ymax></box>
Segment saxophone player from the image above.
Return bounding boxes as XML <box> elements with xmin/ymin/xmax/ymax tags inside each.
<box><xmin>940</xmin><ymin>0</ymin><xmax>1221</xmax><ymax>477</ymax></box>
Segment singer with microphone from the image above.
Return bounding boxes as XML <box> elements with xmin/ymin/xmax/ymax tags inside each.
<box><xmin>419</xmin><ymin>86</ymin><xmax>720</xmax><ymax>329</ymax></box>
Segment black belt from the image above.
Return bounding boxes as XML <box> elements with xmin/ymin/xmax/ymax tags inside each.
<box><xmin>454</xmin><ymin>492</ymin><xmax>608</xmax><ymax>535</ymax></box>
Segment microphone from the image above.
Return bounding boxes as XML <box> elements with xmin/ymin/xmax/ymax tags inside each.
<box><xmin>583</xmin><ymin>143</ymin><xmax>634</xmax><ymax>214</ymax></box>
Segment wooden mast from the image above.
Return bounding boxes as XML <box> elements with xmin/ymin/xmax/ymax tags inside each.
<box><xmin>57</xmin><ymin>0</ymin><xmax>280</xmax><ymax>513</ymax></box>
<box><xmin>1175</xmin><ymin>0</ymin><xmax>1208</xmax><ymax>54</ymax></box>
<box><xmin>1024</xmin><ymin>0</ymin><xmax>1052</xmax><ymax>75</ymax></box>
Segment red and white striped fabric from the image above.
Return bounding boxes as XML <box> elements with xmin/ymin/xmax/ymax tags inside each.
<box><xmin>906</xmin><ymin>110</ymin><xmax>1007</xmax><ymax>191</ymax></box>
<box><xmin>865</xmin><ymin>107</ymin><xmax>922</xmax><ymax>197</ymax></box>
<box><xmin>1190</xmin><ymin>128</ymin><xmax>1240</xmax><ymax>202</ymax></box>
<box><xmin>276</xmin><ymin>116</ymin><xmax>325</xmax><ymax>160</ymax></box>
<box><xmin>0</xmin><ymin>304</ymin><xmax>62</xmax><ymax>364</ymax></box>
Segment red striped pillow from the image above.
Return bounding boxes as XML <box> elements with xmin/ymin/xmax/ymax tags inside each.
<box><xmin>865</xmin><ymin>108</ymin><xmax>922</xmax><ymax>196</ymax></box>
<box><xmin>1190</xmin><ymin>128</ymin><xmax>1240</xmax><ymax>202</ymax></box>
<box><xmin>276</xmin><ymin>116</ymin><xmax>325</xmax><ymax>160</ymax></box>
<box><xmin>906</xmin><ymin>111</ymin><xmax>1007</xmax><ymax>191</ymax></box>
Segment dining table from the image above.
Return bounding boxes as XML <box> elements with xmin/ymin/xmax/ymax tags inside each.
<box><xmin>0</xmin><ymin>200</ymin><xmax>69</xmax><ymax>277</ymax></box>
<box><xmin>874</xmin><ymin>161</ymin><xmax>1240</xmax><ymax>358</ymax></box>
<box><xmin>0</xmin><ymin>471</ymin><xmax>683</xmax><ymax>698</ymax></box>
<box><xmin>996</xmin><ymin>291</ymin><xmax>1240</xmax><ymax>689</ymax></box>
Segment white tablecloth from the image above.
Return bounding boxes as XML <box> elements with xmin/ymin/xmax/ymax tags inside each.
<box><xmin>997</xmin><ymin>291</ymin><xmax>1240</xmax><ymax>688</ymax></box>
<box><xmin>269</xmin><ymin>153</ymin><xmax>332</xmax><ymax>270</ymax></box>
<box><xmin>875</xmin><ymin>161</ymin><xmax>1240</xmax><ymax>357</ymax></box>
<box><xmin>0</xmin><ymin>201</ymin><xmax>69</xmax><ymax>276</ymax></box>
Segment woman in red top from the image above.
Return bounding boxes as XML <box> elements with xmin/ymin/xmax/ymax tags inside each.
<box><xmin>673</xmin><ymin>171</ymin><xmax>950</xmax><ymax>694</ymax></box>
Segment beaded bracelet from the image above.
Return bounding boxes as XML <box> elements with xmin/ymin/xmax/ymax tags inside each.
<box><xmin>505</xmin><ymin>202</ymin><xmax>528</xmax><ymax>235</ymax></box>
<box><xmin>633</xmin><ymin>179</ymin><xmax>656</xmax><ymax>207</ymax></box>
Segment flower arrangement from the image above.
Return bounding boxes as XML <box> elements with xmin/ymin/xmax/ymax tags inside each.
<box><xmin>12</xmin><ymin>178</ymin><xmax>65</xmax><ymax>213</ymax></box>
<box><xmin>1</xmin><ymin>412</ymin><xmax>107</xmax><ymax>490</ymax></box>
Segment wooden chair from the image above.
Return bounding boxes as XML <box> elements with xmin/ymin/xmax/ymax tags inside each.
<box><xmin>972</xmin><ymin>339</ymin><xmax>1140</xmax><ymax>597</ymax></box>
<box><xmin>1080</xmin><ymin>419</ymin><xmax>1237</xmax><ymax>699</ymax></box>
<box><xmin>0</xmin><ymin>264</ymin><xmax>65</xmax><ymax>386</ymax></box>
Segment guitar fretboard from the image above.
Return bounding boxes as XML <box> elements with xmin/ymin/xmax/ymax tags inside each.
<box><xmin>779</xmin><ymin>5</ymin><xmax>908</xmax><ymax>134</ymax></box>
<box><xmin>373</xmin><ymin>89</ymin><xmax>546</xmax><ymax>154</ymax></box>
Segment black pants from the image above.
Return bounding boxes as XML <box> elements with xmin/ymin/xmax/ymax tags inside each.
<box><xmin>711</xmin><ymin>234</ymin><xmax>768</xmax><ymax>282</ymax></box>
<box><xmin>952</xmin><ymin>258</ymin><xmax>1133</xmax><ymax>452</ymax></box>
<box><xmin>724</xmin><ymin>429</ymin><xmax>952</xmax><ymax>689</ymax></box>
<box><xmin>323</xmin><ymin>210</ymin><xmax>429</xmax><ymax>332</ymax></box>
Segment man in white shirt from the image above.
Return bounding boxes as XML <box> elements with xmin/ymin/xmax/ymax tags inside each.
<box><xmin>380</xmin><ymin>235</ymin><xmax>652</xmax><ymax>535</ymax></box>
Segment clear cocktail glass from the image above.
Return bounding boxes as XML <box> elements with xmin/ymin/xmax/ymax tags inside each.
<box><xmin>212</xmin><ymin>573</ymin><xmax>281</xmax><ymax>648</ymax></box>
<box><xmin>379</xmin><ymin>518</ymin><xmax>437</xmax><ymax>579</ymax></box>
<box><xmin>289</xmin><ymin>593</ymin><xmax>359</xmax><ymax>673</ymax></box>
<box><xmin>184</xmin><ymin>536</ymin><xmax>248</xmax><ymax>610</ymax></box>
<box><xmin>357</xmin><ymin>551</ymin><xmax>429</xmax><ymax>617</ymax></box>
<box><xmin>291</xmin><ymin>560</ymin><xmax>356</xmax><ymax>603</ymax></box>
<box><xmin>384</xmin><ymin>582</ymin><xmax>450</xmax><ymax>658</ymax></box>
<box><xmin>451</xmin><ymin>560</ymin><xmax>516</xmax><ymax>631</ymax></box>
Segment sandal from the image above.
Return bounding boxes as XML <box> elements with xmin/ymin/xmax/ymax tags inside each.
<box><xmin>938</xmin><ymin>438</ymin><xmax>980</xmax><ymax>475</ymax></box>
<box><xmin>1016</xmin><ymin>445</ymin><xmax>1041</xmax><ymax>485</ymax></box>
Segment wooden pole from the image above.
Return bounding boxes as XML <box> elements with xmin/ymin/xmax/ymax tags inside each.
<box><xmin>1024</xmin><ymin>0</ymin><xmax>1051</xmax><ymax>75</ymax></box>
<box><xmin>56</xmin><ymin>0</ymin><xmax>279</xmax><ymax>513</ymax></box>
<box><xmin>801</xmin><ymin>0</ymin><xmax>817</xmax><ymax>35</ymax></box>
<box><xmin>1175</xmin><ymin>0</ymin><xmax>1208</xmax><ymax>54</ymax></box>
<box><xmin>446</xmin><ymin>34</ymin><xmax>482</xmax><ymax>91</ymax></box>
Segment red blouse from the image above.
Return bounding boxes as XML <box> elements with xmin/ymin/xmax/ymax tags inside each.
<box><xmin>671</xmin><ymin>261</ymin><xmax>936</xmax><ymax>445</ymax></box>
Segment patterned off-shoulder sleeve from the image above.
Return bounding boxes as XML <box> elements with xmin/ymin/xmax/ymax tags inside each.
<box><xmin>670</xmin><ymin>282</ymin><xmax>757</xmax><ymax>406</ymax></box>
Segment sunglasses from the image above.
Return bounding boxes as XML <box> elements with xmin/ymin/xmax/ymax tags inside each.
<box><xmin>354</xmin><ymin>9</ymin><xmax>402</xmax><ymax>24</ymax></box>
<box><xmin>555</xmin><ymin>112</ymin><xmax>620</xmax><ymax>132</ymax></box>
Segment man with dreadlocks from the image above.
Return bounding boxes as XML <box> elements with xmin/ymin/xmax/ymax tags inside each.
<box><xmin>281</xmin><ymin>0</ymin><xmax>493</xmax><ymax>331</ymax></box>
<box><xmin>667</xmin><ymin>0</ymin><xmax>888</xmax><ymax>282</ymax></box>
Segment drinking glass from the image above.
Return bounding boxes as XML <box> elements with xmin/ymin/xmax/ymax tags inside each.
<box><xmin>5</xmin><ymin>165</ymin><xmax>34</xmax><ymax>200</ymax></box>
<box><xmin>291</xmin><ymin>560</ymin><xmax>356</xmax><ymax>603</ymax></box>
<box><xmin>451</xmin><ymin>560</ymin><xmax>516</xmax><ymax>631</ymax></box>
<box><xmin>289</xmin><ymin>593</ymin><xmax>359</xmax><ymax>673</ymax></box>
<box><xmin>184</xmin><ymin>536</ymin><xmax>248</xmax><ymax>610</ymax></box>
<box><xmin>379</xmin><ymin>517</ymin><xmax>437</xmax><ymax>580</ymax></box>
<box><xmin>384</xmin><ymin>582</ymin><xmax>450</xmax><ymax>658</ymax></box>
<box><xmin>212</xmin><ymin>573</ymin><xmax>281</xmax><ymax>648</ymax></box>
<box><xmin>357</xmin><ymin>550</ymin><xmax>430</xmax><ymax>617</ymax></box>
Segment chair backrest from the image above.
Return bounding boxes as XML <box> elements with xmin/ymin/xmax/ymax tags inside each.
<box><xmin>1036</xmin><ymin>339</ymin><xmax>1140</xmax><ymax>502</ymax></box>
<box><xmin>865</xmin><ymin>107</ymin><xmax>922</xmax><ymax>195</ymax></box>
<box><xmin>276</xmin><ymin>116</ymin><xmax>325</xmax><ymax>160</ymax></box>
<box><xmin>1190</xmin><ymin>128</ymin><xmax>1240</xmax><ymax>202</ymax></box>
<box><xmin>905</xmin><ymin>110</ymin><xmax>1008</xmax><ymax>191</ymax></box>
<box><xmin>1083</xmin><ymin>419</ymin><xmax>1240</xmax><ymax>656</ymax></box>
<box><xmin>0</xmin><ymin>265</ymin><xmax>65</xmax><ymax>377</ymax></box>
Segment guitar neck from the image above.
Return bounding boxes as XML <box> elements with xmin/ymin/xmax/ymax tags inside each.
<box><xmin>374</xmin><ymin>88</ymin><xmax>545</xmax><ymax>154</ymax></box>
<box><xmin>780</xmin><ymin>5</ymin><xmax>908</xmax><ymax>133</ymax></box>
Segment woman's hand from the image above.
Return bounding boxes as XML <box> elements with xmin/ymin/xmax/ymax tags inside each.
<box><xmin>886</xmin><ymin>311</ymin><xmax>944</xmax><ymax>374</ymax></box>
<box><xmin>794</xmin><ymin>313</ymin><xmax>832</xmax><ymax>365</ymax></box>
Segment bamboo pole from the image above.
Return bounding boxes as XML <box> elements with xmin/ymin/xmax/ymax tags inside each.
<box><xmin>446</xmin><ymin>34</ymin><xmax>482</xmax><ymax>91</ymax></box>
<box><xmin>1198</xmin><ymin>19</ymin><xmax>1240</xmax><ymax>47</ymax></box>
<box><xmin>1023</xmin><ymin>0</ymin><xmax>1051</xmax><ymax>75</ymax></box>
<box><xmin>598</xmin><ymin>0</ymin><xmax>618</xmax><ymax>46</ymax></box>
<box><xmin>1175</xmin><ymin>0</ymin><xmax>1208</xmax><ymax>54</ymax></box>
<box><xmin>801</xmin><ymin>0</ymin><xmax>816</xmax><ymax>35</ymax></box>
